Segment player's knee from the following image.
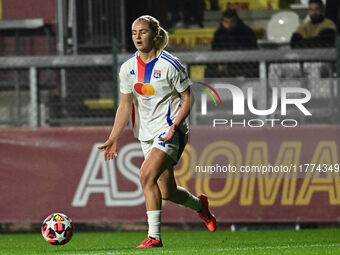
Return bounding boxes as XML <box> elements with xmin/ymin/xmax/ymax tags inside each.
<box><xmin>140</xmin><ymin>170</ymin><xmax>156</xmax><ymax>189</ymax></box>
<box><xmin>139</xmin><ymin>174</ymin><xmax>150</xmax><ymax>189</ymax></box>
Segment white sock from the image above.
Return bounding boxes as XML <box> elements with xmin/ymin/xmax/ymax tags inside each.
<box><xmin>147</xmin><ymin>210</ymin><xmax>161</xmax><ymax>241</ymax></box>
<box><xmin>178</xmin><ymin>187</ymin><xmax>202</xmax><ymax>211</ymax></box>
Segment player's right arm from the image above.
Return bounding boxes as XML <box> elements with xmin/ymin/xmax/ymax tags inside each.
<box><xmin>97</xmin><ymin>92</ymin><xmax>133</xmax><ymax>160</ymax></box>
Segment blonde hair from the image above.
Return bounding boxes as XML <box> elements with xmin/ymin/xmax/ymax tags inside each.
<box><xmin>132</xmin><ymin>15</ymin><xmax>169</xmax><ymax>50</ymax></box>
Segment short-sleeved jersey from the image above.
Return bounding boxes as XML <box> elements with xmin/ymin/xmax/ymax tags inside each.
<box><xmin>119</xmin><ymin>50</ymin><xmax>192</xmax><ymax>141</ymax></box>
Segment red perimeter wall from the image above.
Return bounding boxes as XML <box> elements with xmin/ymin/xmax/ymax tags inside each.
<box><xmin>0</xmin><ymin>126</ymin><xmax>339</xmax><ymax>223</ymax></box>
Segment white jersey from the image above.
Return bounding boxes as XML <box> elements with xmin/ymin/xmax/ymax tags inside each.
<box><xmin>119</xmin><ymin>50</ymin><xmax>192</xmax><ymax>141</ymax></box>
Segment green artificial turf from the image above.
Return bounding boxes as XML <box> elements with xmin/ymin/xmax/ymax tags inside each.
<box><xmin>0</xmin><ymin>229</ymin><xmax>340</xmax><ymax>255</ymax></box>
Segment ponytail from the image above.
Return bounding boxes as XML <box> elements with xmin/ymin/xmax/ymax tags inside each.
<box><xmin>156</xmin><ymin>26</ymin><xmax>169</xmax><ymax>50</ymax></box>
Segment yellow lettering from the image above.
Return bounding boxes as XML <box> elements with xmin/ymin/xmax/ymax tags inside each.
<box><xmin>296</xmin><ymin>141</ymin><xmax>340</xmax><ymax>205</ymax></box>
<box><xmin>174</xmin><ymin>144</ymin><xmax>196</xmax><ymax>190</ymax></box>
<box><xmin>195</xmin><ymin>141</ymin><xmax>241</xmax><ymax>206</ymax></box>
<box><xmin>240</xmin><ymin>141</ymin><xmax>300</xmax><ymax>205</ymax></box>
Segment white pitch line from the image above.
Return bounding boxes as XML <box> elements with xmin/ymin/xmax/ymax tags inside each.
<box><xmin>126</xmin><ymin>243</ymin><xmax>340</xmax><ymax>254</ymax></box>
<box><xmin>59</xmin><ymin>243</ymin><xmax>340</xmax><ymax>255</ymax></box>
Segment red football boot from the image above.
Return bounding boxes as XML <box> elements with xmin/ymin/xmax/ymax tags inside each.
<box><xmin>197</xmin><ymin>194</ymin><xmax>217</xmax><ymax>232</ymax></box>
<box><xmin>136</xmin><ymin>237</ymin><xmax>163</xmax><ymax>248</ymax></box>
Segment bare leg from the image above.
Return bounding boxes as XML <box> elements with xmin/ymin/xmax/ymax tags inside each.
<box><xmin>157</xmin><ymin>164</ymin><xmax>216</xmax><ymax>232</ymax></box>
<box><xmin>157</xmin><ymin>163</ymin><xmax>189</xmax><ymax>204</ymax></box>
<box><xmin>139</xmin><ymin>148</ymin><xmax>172</xmax><ymax>211</ymax></box>
<box><xmin>138</xmin><ymin>148</ymin><xmax>175</xmax><ymax>243</ymax></box>
<box><xmin>157</xmin><ymin>161</ymin><xmax>201</xmax><ymax>211</ymax></box>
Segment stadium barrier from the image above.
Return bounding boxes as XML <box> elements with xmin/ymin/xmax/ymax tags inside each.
<box><xmin>0</xmin><ymin>48</ymin><xmax>337</xmax><ymax>128</ymax></box>
<box><xmin>1</xmin><ymin>126</ymin><xmax>339</xmax><ymax>223</ymax></box>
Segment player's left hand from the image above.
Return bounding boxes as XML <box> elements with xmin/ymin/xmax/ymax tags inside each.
<box><xmin>159</xmin><ymin>124</ymin><xmax>176</xmax><ymax>143</ymax></box>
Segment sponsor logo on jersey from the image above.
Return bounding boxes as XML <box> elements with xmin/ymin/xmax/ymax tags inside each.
<box><xmin>130</xmin><ymin>69</ymin><xmax>135</xmax><ymax>75</ymax></box>
<box><xmin>134</xmin><ymin>83</ymin><xmax>155</xmax><ymax>97</ymax></box>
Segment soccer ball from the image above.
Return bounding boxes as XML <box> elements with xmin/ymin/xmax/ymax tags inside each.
<box><xmin>41</xmin><ymin>213</ymin><xmax>73</xmax><ymax>245</ymax></box>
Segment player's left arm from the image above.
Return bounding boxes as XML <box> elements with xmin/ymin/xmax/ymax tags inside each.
<box><xmin>160</xmin><ymin>87</ymin><xmax>193</xmax><ymax>142</ymax></box>
<box><xmin>160</xmin><ymin>61</ymin><xmax>194</xmax><ymax>142</ymax></box>
<box><xmin>174</xmin><ymin>87</ymin><xmax>192</xmax><ymax>128</ymax></box>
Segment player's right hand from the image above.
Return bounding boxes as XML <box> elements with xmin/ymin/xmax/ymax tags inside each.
<box><xmin>97</xmin><ymin>139</ymin><xmax>118</xmax><ymax>160</ymax></box>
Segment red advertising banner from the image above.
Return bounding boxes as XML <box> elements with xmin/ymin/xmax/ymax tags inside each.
<box><xmin>0</xmin><ymin>126</ymin><xmax>339</xmax><ymax>223</ymax></box>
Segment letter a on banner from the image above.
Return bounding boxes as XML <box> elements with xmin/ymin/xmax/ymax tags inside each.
<box><xmin>72</xmin><ymin>143</ymin><xmax>145</xmax><ymax>207</ymax></box>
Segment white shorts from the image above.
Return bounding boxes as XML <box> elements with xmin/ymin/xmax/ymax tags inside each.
<box><xmin>140</xmin><ymin>129</ymin><xmax>188</xmax><ymax>165</ymax></box>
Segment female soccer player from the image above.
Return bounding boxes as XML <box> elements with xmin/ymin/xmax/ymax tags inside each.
<box><xmin>98</xmin><ymin>15</ymin><xmax>216</xmax><ymax>248</ymax></box>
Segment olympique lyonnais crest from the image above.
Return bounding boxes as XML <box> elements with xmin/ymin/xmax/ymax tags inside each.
<box><xmin>153</xmin><ymin>70</ymin><xmax>161</xmax><ymax>79</ymax></box>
